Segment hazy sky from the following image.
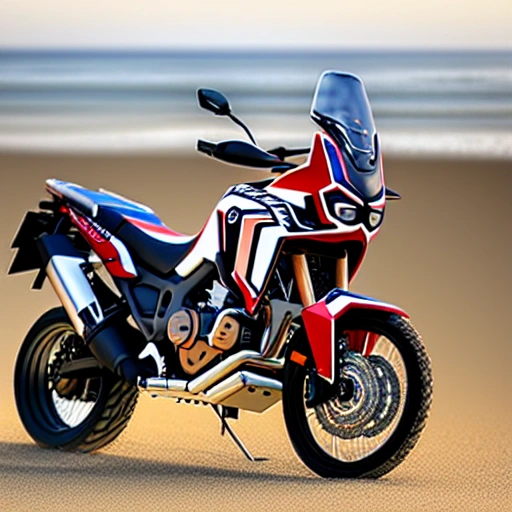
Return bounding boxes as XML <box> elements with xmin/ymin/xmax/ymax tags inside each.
<box><xmin>1</xmin><ymin>0</ymin><xmax>511</xmax><ymax>49</ymax></box>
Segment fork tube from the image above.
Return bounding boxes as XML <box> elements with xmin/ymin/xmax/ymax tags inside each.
<box><xmin>291</xmin><ymin>254</ymin><xmax>315</xmax><ymax>307</ymax></box>
<box><xmin>335</xmin><ymin>250</ymin><xmax>349</xmax><ymax>290</ymax></box>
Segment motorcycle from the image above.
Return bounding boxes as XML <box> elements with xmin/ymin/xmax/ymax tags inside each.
<box><xmin>9</xmin><ymin>71</ymin><xmax>432</xmax><ymax>478</ymax></box>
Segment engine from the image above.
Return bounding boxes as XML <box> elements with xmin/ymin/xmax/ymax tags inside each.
<box><xmin>166</xmin><ymin>281</ymin><xmax>257</xmax><ymax>375</ymax></box>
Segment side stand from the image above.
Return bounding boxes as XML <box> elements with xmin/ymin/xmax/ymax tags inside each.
<box><xmin>210</xmin><ymin>405</ymin><xmax>268</xmax><ymax>462</ymax></box>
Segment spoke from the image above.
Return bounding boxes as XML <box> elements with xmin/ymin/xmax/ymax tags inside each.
<box><xmin>48</xmin><ymin>328</ymin><xmax>100</xmax><ymax>428</ymax></box>
<box><xmin>304</xmin><ymin>333</ymin><xmax>408</xmax><ymax>463</ymax></box>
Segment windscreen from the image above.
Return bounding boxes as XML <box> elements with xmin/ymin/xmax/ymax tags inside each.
<box><xmin>311</xmin><ymin>72</ymin><xmax>376</xmax><ymax>157</ymax></box>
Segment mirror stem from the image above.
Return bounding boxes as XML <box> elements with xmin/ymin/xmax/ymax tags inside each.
<box><xmin>228</xmin><ymin>114</ymin><xmax>257</xmax><ymax>146</ymax></box>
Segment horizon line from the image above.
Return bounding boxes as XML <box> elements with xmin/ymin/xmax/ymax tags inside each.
<box><xmin>1</xmin><ymin>46</ymin><xmax>512</xmax><ymax>55</ymax></box>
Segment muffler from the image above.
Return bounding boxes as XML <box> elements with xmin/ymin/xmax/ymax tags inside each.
<box><xmin>40</xmin><ymin>234</ymin><xmax>104</xmax><ymax>335</ymax></box>
<box><xmin>39</xmin><ymin>234</ymin><xmax>156</xmax><ymax>384</ymax></box>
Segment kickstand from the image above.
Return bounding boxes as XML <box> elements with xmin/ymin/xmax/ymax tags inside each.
<box><xmin>210</xmin><ymin>405</ymin><xmax>268</xmax><ymax>462</ymax></box>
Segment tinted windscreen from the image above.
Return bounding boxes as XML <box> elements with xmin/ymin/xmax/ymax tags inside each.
<box><xmin>311</xmin><ymin>72</ymin><xmax>376</xmax><ymax>154</ymax></box>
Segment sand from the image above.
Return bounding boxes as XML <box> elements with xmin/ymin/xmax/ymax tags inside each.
<box><xmin>0</xmin><ymin>152</ymin><xmax>510</xmax><ymax>511</ymax></box>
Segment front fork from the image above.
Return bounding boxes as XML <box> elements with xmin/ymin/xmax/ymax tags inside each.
<box><xmin>290</xmin><ymin>251</ymin><xmax>348</xmax><ymax>393</ymax></box>
<box><xmin>291</xmin><ymin>250</ymin><xmax>408</xmax><ymax>384</ymax></box>
<box><xmin>291</xmin><ymin>250</ymin><xmax>349</xmax><ymax>307</ymax></box>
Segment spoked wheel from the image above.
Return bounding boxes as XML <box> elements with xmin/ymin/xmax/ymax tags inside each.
<box><xmin>15</xmin><ymin>307</ymin><xmax>138</xmax><ymax>453</ymax></box>
<box><xmin>283</xmin><ymin>312</ymin><xmax>433</xmax><ymax>478</ymax></box>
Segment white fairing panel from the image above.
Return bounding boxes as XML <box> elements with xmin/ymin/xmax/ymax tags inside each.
<box><xmin>250</xmin><ymin>225</ymin><xmax>287</xmax><ymax>291</ymax></box>
<box><xmin>175</xmin><ymin>194</ymin><xmax>263</xmax><ymax>278</ymax></box>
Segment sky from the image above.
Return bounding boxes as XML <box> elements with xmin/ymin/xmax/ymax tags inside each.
<box><xmin>0</xmin><ymin>0</ymin><xmax>511</xmax><ymax>49</ymax></box>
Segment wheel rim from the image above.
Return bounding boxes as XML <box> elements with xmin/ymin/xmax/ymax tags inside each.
<box><xmin>41</xmin><ymin>324</ymin><xmax>102</xmax><ymax>429</ymax></box>
<box><xmin>304</xmin><ymin>330</ymin><xmax>407</xmax><ymax>463</ymax></box>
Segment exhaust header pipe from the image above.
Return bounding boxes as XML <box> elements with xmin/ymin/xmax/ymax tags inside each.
<box><xmin>140</xmin><ymin>369</ymin><xmax>282</xmax><ymax>413</ymax></box>
<box><xmin>138</xmin><ymin>350</ymin><xmax>284</xmax><ymax>412</ymax></box>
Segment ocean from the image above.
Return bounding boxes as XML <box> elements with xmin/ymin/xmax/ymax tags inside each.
<box><xmin>1</xmin><ymin>50</ymin><xmax>511</xmax><ymax>158</ymax></box>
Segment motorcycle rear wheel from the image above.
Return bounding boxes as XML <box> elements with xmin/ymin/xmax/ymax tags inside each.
<box><xmin>283</xmin><ymin>312</ymin><xmax>433</xmax><ymax>478</ymax></box>
<box><xmin>14</xmin><ymin>307</ymin><xmax>138</xmax><ymax>453</ymax></box>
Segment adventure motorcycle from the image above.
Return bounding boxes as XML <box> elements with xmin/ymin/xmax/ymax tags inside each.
<box><xmin>9</xmin><ymin>71</ymin><xmax>432</xmax><ymax>478</ymax></box>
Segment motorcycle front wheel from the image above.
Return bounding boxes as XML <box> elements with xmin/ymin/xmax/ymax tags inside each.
<box><xmin>14</xmin><ymin>307</ymin><xmax>138</xmax><ymax>453</ymax></box>
<box><xmin>283</xmin><ymin>312</ymin><xmax>433</xmax><ymax>478</ymax></box>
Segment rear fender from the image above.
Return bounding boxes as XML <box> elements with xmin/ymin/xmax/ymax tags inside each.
<box><xmin>8</xmin><ymin>210</ymin><xmax>62</xmax><ymax>288</ymax></box>
<box><xmin>301</xmin><ymin>289</ymin><xmax>409</xmax><ymax>383</ymax></box>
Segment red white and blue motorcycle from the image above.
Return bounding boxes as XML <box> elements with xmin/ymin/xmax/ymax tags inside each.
<box><xmin>9</xmin><ymin>71</ymin><xmax>432</xmax><ymax>478</ymax></box>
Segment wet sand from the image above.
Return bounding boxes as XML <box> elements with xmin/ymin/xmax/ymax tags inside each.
<box><xmin>0</xmin><ymin>152</ymin><xmax>510</xmax><ymax>510</ymax></box>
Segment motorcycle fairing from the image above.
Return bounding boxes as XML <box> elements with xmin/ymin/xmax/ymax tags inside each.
<box><xmin>176</xmin><ymin>132</ymin><xmax>386</xmax><ymax>315</ymax></box>
<box><xmin>302</xmin><ymin>289</ymin><xmax>409</xmax><ymax>384</ymax></box>
<box><xmin>43</xmin><ymin>130</ymin><xmax>386</xmax><ymax>318</ymax></box>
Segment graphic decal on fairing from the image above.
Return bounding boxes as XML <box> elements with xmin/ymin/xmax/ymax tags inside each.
<box><xmin>232</xmin><ymin>212</ymin><xmax>274</xmax><ymax>306</ymax></box>
<box><xmin>66</xmin><ymin>207</ymin><xmax>138</xmax><ymax>279</ymax></box>
<box><xmin>214</xmin><ymin>133</ymin><xmax>385</xmax><ymax>313</ymax></box>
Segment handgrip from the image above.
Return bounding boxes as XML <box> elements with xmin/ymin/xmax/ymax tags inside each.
<box><xmin>196</xmin><ymin>139</ymin><xmax>217</xmax><ymax>156</ymax></box>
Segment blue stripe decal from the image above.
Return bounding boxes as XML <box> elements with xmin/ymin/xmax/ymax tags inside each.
<box><xmin>54</xmin><ymin>181</ymin><xmax>164</xmax><ymax>224</ymax></box>
<box><xmin>325</xmin><ymin>288</ymin><xmax>380</xmax><ymax>304</ymax></box>
<box><xmin>323</xmin><ymin>138</ymin><xmax>345</xmax><ymax>184</ymax></box>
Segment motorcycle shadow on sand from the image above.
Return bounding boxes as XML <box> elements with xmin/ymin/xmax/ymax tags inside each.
<box><xmin>0</xmin><ymin>441</ymin><xmax>413</xmax><ymax>487</ymax></box>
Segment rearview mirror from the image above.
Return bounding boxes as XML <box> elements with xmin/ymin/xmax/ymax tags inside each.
<box><xmin>197</xmin><ymin>88</ymin><xmax>231</xmax><ymax>116</ymax></box>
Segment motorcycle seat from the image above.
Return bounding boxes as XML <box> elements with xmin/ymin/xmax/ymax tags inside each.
<box><xmin>45</xmin><ymin>179</ymin><xmax>196</xmax><ymax>275</ymax></box>
<box><xmin>113</xmin><ymin>212</ymin><xmax>196</xmax><ymax>275</ymax></box>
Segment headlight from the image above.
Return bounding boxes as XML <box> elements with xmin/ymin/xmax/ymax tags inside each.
<box><xmin>368</xmin><ymin>210</ymin><xmax>383</xmax><ymax>229</ymax></box>
<box><xmin>334</xmin><ymin>203</ymin><xmax>358</xmax><ymax>223</ymax></box>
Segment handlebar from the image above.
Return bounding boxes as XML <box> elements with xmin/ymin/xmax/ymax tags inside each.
<box><xmin>267</xmin><ymin>146</ymin><xmax>310</xmax><ymax>160</ymax></box>
<box><xmin>196</xmin><ymin>139</ymin><xmax>298</xmax><ymax>172</ymax></box>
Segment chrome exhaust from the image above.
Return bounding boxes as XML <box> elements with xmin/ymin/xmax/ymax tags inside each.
<box><xmin>139</xmin><ymin>369</ymin><xmax>282</xmax><ymax>413</ymax></box>
<box><xmin>138</xmin><ymin>350</ymin><xmax>284</xmax><ymax>412</ymax></box>
<box><xmin>188</xmin><ymin>350</ymin><xmax>283</xmax><ymax>393</ymax></box>
<box><xmin>46</xmin><ymin>256</ymin><xmax>104</xmax><ymax>335</ymax></box>
<box><xmin>40</xmin><ymin>235</ymin><xmax>104</xmax><ymax>335</ymax></box>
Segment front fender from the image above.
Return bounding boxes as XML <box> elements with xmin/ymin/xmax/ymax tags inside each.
<box><xmin>301</xmin><ymin>289</ymin><xmax>409</xmax><ymax>384</ymax></box>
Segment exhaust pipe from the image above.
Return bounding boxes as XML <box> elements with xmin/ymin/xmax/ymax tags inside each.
<box><xmin>138</xmin><ymin>350</ymin><xmax>284</xmax><ymax>412</ymax></box>
<box><xmin>41</xmin><ymin>235</ymin><xmax>104</xmax><ymax>335</ymax></box>
<box><xmin>140</xmin><ymin>369</ymin><xmax>282</xmax><ymax>413</ymax></box>
<box><xmin>39</xmin><ymin>234</ymin><xmax>154</xmax><ymax>384</ymax></box>
<box><xmin>139</xmin><ymin>350</ymin><xmax>283</xmax><ymax>394</ymax></box>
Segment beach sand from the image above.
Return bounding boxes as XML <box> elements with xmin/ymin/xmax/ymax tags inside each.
<box><xmin>0</xmin><ymin>152</ymin><xmax>510</xmax><ymax>510</ymax></box>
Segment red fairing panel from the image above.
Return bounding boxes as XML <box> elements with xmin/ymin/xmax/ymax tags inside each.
<box><xmin>65</xmin><ymin>207</ymin><xmax>138</xmax><ymax>279</ymax></box>
<box><xmin>302</xmin><ymin>290</ymin><xmax>409</xmax><ymax>383</ymax></box>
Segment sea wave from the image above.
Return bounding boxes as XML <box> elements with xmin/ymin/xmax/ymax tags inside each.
<box><xmin>1</xmin><ymin>125</ymin><xmax>511</xmax><ymax>160</ymax></box>
<box><xmin>1</xmin><ymin>50</ymin><xmax>512</xmax><ymax>157</ymax></box>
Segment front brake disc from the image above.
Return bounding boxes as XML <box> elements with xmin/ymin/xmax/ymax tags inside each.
<box><xmin>314</xmin><ymin>352</ymin><xmax>380</xmax><ymax>440</ymax></box>
<box><xmin>363</xmin><ymin>355</ymin><xmax>401</xmax><ymax>438</ymax></box>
